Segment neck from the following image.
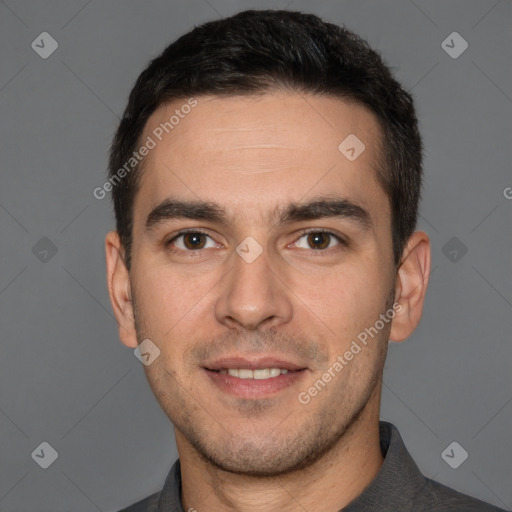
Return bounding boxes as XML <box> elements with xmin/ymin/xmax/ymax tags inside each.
<box><xmin>178</xmin><ymin>387</ymin><xmax>384</xmax><ymax>512</ymax></box>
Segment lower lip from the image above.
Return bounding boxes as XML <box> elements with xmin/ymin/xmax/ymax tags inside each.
<box><xmin>204</xmin><ymin>369</ymin><xmax>307</xmax><ymax>398</ymax></box>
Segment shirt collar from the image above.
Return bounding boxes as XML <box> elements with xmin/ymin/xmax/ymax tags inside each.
<box><xmin>157</xmin><ymin>457</ymin><xmax>184</xmax><ymax>512</ymax></box>
<box><xmin>342</xmin><ymin>421</ymin><xmax>428</xmax><ymax>511</ymax></box>
<box><xmin>157</xmin><ymin>421</ymin><xmax>427</xmax><ymax>512</ymax></box>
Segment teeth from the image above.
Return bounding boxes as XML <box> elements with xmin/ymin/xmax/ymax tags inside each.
<box><xmin>253</xmin><ymin>368</ymin><xmax>270</xmax><ymax>379</ymax></box>
<box><xmin>223</xmin><ymin>368</ymin><xmax>290</xmax><ymax>379</ymax></box>
<box><xmin>238</xmin><ymin>369</ymin><xmax>252</xmax><ymax>379</ymax></box>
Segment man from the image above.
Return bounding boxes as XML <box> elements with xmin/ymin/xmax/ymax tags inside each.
<box><xmin>105</xmin><ymin>9</ymin><xmax>507</xmax><ymax>512</ymax></box>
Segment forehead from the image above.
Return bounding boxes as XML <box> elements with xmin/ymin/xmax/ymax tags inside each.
<box><xmin>135</xmin><ymin>92</ymin><xmax>387</xmax><ymax>225</ymax></box>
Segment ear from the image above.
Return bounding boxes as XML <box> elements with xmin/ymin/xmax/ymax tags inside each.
<box><xmin>389</xmin><ymin>231</ymin><xmax>431</xmax><ymax>343</ymax></box>
<box><xmin>105</xmin><ymin>231</ymin><xmax>138</xmax><ymax>348</ymax></box>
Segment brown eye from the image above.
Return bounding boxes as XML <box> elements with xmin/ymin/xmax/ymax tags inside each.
<box><xmin>307</xmin><ymin>232</ymin><xmax>331</xmax><ymax>250</ymax></box>
<box><xmin>182</xmin><ymin>233</ymin><xmax>207</xmax><ymax>249</ymax></box>
<box><xmin>168</xmin><ymin>231</ymin><xmax>217</xmax><ymax>251</ymax></box>
<box><xmin>293</xmin><ymin>231</ymin><xmax>344</xmax><ymax>251</ymax></box>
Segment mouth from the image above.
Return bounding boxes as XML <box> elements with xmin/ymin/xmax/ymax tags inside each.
<box><xmin>202</xmin><ymin>356</ymin><xmax>308</xmax><ymax>398</ymax></box>
<box><xmin>213</xmin><ymin>367</ymin><xmax>292</xmax><ymax>379</ymax></box>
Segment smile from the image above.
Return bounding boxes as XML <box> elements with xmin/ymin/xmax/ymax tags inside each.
<box><xmin>217</xmin><ymin>368</ymin><xmax>289</xmax><ymax>379</ymax></box>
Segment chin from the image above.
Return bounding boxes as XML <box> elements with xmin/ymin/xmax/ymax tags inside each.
<box><xmin>203</xmin><ymin>449</ymin><xmax>309</xmax><ymax>477</ymax></box>
<box><xmin>190</xmin><ymin>425</ymin><xmax>338</xmax><ymax>478</ymax></box>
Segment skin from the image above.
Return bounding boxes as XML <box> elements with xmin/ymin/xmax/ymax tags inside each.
<box><xmin>105</xmin><ymin>92</ymin><xmax>431</xmax><ymax>512</ymax></box>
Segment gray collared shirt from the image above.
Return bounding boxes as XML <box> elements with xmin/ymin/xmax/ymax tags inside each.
<box><xmin>118</xmin><ymin>421</ymin><xmax>508</xmax><ymax>511</ymax></box>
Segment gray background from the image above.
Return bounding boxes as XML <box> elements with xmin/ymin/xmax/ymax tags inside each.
<box><xmin>0</xmin><ymin>0</ymin><xmax>511</xmax><ymax>511</ymax></box>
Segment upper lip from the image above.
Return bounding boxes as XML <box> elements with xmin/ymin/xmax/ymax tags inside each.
<box><xmin>203</xmin><ymin>356</ymin><xmax>306</xmax><ymax>371</ymax></box>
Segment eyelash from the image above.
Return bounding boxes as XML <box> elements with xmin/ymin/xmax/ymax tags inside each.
<box><xmin>165</xmin><ymin>228</ymin><xmax>347</xmax><ymax>254</ymax></box>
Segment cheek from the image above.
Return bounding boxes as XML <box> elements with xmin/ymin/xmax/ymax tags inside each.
<box><xmin>132</xmin><ymin>263</ymin><xmax>217</xmax><ymax>342</ymax></box>
<box><xmin>294</xmin><ymin>261</ymin><xmax>389</xmax><ymax>338</ymax></box>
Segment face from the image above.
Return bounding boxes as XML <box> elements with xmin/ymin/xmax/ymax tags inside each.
<box><xmin>117</xmin><ymin>92</ymin><xmax>399</xmax><ymax>475</ymax></box>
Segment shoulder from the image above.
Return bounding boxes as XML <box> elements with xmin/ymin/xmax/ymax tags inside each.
<box><xmin>116</xmin><ymin>491</ymin><xmax>160</xmax><ymax>512</ymax></box>
<box><xmin>422</xmin><ymin>477</ymin><xmax>508</xmax><ymax>511</ymax></box>
<box><xmin>116</xmin><ymin>459</ymin><xmax>182</xmax><ymax>511</ymax></box>
<box><xmin>376</xmin><ymin>422</ymin><xmax>508</xmax><ymax>511</ymax></box>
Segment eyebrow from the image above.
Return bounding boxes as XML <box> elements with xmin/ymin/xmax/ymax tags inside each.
<box><xmin>144</xmin><ymin>196</ymin><xmax>373</xmax><ymax>232</ymax></box>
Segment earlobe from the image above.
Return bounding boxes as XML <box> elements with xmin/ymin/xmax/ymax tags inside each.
<box><xmin>105</xmin><ymin>231</ymin><xmax>139</xmax><ymax>348</ymax></box>
<box><xmin>389</xmin><ymin>231</ymin><xmax>431</xmax><ymax>343</ymax></box>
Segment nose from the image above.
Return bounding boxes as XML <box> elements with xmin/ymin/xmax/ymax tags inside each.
<box><xmin>214</xmin><ymin>246</ymin><xmax>293</xmax><ymax>331</ymax></box>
